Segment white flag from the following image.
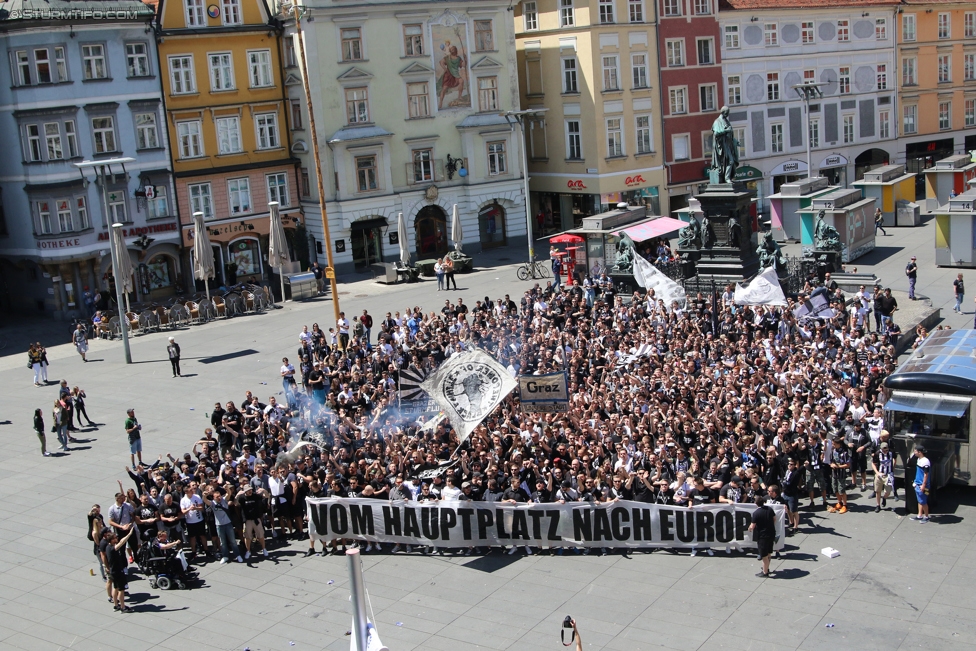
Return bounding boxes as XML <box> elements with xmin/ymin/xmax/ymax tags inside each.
<box><xmin>734</xmin><ymin>267</ymin><xmax>787</xmax><ymax>307</ymax></box>
<box><xmin>633</xmin><ymin>254</ymin><xmax>686</xmax><ymax>308</ymax></box>
<box><xmin>420</xmin><ymin>349</ymin><xmax>517</xmax><ymax>443</ymax></box>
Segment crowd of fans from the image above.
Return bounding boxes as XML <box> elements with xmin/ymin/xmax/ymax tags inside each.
<box><xmin>95</xmin><ymin>261</ymin><xmax>911</xmax><ymax>579</ymax></box>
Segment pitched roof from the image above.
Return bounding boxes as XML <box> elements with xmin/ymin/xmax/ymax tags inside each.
<box><xmin>721</xmin><ymin>0</ymin><xmax>898</xmax><ymax>9</ymax></box>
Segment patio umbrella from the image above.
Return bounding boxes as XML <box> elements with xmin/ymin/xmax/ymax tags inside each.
<box><xmin>111</xmin><ymin>223</ymin><xmax>134</xmax><ymax>314</ymax></box>
<box><xmin>549</xmin><ymin>233</ymin><xmax>584</xmax><ymax>244</ymax></box>
<box><xmin>450</xmin><ymin>204</ymin><xmax>463</xmax><ymax>254</ymax></box>
<box><xmin>397</xmin><ymin>212</ymin><xmax>410</xmax><ymax>266</ymax></box>
<box><xmin>268</xmin><ymin>201</ymin><xmax>290</xmax><ymax>303</ymax></box>
<box><xmin>192</xmin><ymin>211</ymin><xmax>215</xmax><ymax>302</ymax></box>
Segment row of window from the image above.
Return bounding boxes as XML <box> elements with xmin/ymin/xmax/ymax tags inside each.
<box><xmin>168</xmin><ymin>50</ymin><xmax>273</xmax><ymax>95</ymax></box>
<box><xmin>23</xmin><ymin>113</ymin><xmax>160</xmax><ymax>163</ymax></box>
<box><xmin>523</xmin><ymin>0</ymin><xmax>712</xmax><ymax>30</ymax></box>
<box><xmin>340</xmin><ymin>77</ymin><xmax>499</xmax><ymax>125</ymax></box>
<box><xmin>34</xmin><ymin>189</ymin><xmax>171</xmax><ymax>235</ymax></box>
<box><xmin>188</xmin><ymin>173</ymin><xmax>290</xmax><ymax>220</ymax></box>
<box><xmin>724</xmin><ymin>18</ymin><xmax>888</xmax><ymax>50</ymax></box>
<box><xmin>351</xmin><ymin>142</ymin><xmax>508</xmax><ymax>194</ymax></box>
<box><xmin>903</xmin><ymin>100</ymin><xmax>976</xmax><ymax>135</ymax></box>
<box><xmin>10</xmin><ymin>42</ymin><xmax>153</xmax><ymax>86</ymax></box>
<box><xmin>175</xmin><ymin>112</ymin><xmax>280</xmax><ymax>159</ymax></box>
<box><xmin>725</xmin><ymin>66</ymin><xmax>889</xmax><ymax>107</ymax></box>
<box><xmin>902</xmin><ymin>12</ymin><xmax>976</xmax><ymax>42</ymax></box>
<box><xmin>183</xmin><ymin>0</ymin><xmax>243</xmax><ymax>28</ymax></box>
<box><xmin>665</xmin><ymin>37</ymin><xmax>715</xmax><ymax>67</ymax></box>
<box><xmin>541</xmin><ymin>116</ymin><xmax>654</xmax><ymax>162</ymax></box>
<box><xmin>902</xmin><ymin>54</ymin><xmax>976</xmax><ymax>86</ymax></box>
<box><xmin>340</xmin><ymin>20</ymin><xmax>494</xmax><ymax>63</ymax></box>
<box><xmin>560</xmin><ymin>56</ymin><xmax>650</xmax><ymax>94</ymax></box>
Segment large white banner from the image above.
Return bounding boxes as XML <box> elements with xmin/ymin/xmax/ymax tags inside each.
<box><xmin>735</xmin><ymin>267</ymin><xmax>787</xmax><ymax>307</ymax></box>
<box><xmin>307</xmin><ymin>498</ymin><xmax>786</xmax><ymax>550</ymax></box>
<box><xmin>420</xmin><ymin>349</ymin><xmax>518</xmax><ymax>442</ymax></box>
<box><xmin>633</xmin><ymin>255</ymin><xmax>687</xmax><ymax>308</ymax></box>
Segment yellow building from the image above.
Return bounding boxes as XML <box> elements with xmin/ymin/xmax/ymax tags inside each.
<box><xmin>514</xmin><ymin>0</ymin><xmax>667</xmax><ymax>233</ymax></box>
<box><xmin>156</xmin><ymin>0</ymin><xmax>299</xmax><ymax>288</ymax></box>
<box><xmin>898</xmin><ymin>1</ymin><xmax>976</xmax><ymax>197</ymax></box>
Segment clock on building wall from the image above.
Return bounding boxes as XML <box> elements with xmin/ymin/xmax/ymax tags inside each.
<box><xmin>207</xmin><ymin>5</ymin><xmax>219</xmax><ymax>18</ymax></box>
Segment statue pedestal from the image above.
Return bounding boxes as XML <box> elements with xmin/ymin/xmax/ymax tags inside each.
<box><xmin>807</xmin><ymin>250</ymin><xmax>841</xmax><ymax>279</ymax></box>
<box><xmin>677</xmin><ymin>185</ymin><xmax>759</xmax><ymax>283</ymax></box>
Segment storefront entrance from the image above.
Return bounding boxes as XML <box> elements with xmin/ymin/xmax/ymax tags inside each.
<box><xmin>415</xmin><ymin>205</ymin><xmax>448</xmax><ymax>258</ymax></box>
<box><xmin>854</xmin><ymin>148</ymin><xmax>890</xmax><ymax>182</ymax></box>
<box><xmin>478</xmin><ymin>203</ymin><xmax>506</xmax><ymax>249</ymax></box>
<box><xmin>349</xmin><ymin>217</ymin><xmax>387</xmax><ymax>270</ymax></box>
<box><xmin>907</xmin><ymin>139</ymin><xmax>955</xmax><ymax>196</ymax></box>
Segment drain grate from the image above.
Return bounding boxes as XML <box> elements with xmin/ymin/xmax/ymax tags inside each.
<box><xmin>355</xmin><ymin>294</ymin><xmax>369</xmax><ymax>298</ymax></box>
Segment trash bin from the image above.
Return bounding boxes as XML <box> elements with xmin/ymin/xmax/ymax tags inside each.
<box><xmin>285</xmin><ymin>272</ymin><xmax>317</xmax><ymax>300</ymax></box>
<box><xmin>896</xmin><ymin>201</ymin><xmax>920</xmax><ymax>227</ymax></box>
<box><xmin>373</xmin><ymin>263</ymin><xmax>397</xmax><ymax>284</ymax></box>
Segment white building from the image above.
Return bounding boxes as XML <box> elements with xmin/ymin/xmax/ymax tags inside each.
<box><xmin>719</xmin><ymin>1</ymin><xmax>899</xmax><ymax>215</ymax></box>
<box><xmin>280</xmin><ymin>0</ymin><xmax>526</xmax><ymax>274</ymax></box>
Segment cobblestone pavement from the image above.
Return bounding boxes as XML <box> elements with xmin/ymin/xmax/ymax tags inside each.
<box><xmin>1</xmin><ymin>219</ymin><xmax>975</xmax><ymax>651</ymax></box>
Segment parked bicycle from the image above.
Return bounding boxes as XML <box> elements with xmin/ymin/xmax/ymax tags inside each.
<box><xmin>516</xmin><ymin>258</ymin><xmax>552</xmax><ymax>281</ymax></box>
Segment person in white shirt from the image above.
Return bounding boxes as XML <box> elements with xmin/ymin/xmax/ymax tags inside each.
<box><xmin>440</xmin><ymin>477</ymin><xmax>461</xmax><ymax>502</ymax></box>
<box><xmin>298</xmin><ymin>325</ymin><xmax>312</xmax><ymax>344</ymax></box>
<box><xmin>280</xmin><ymin>357</ymin><xmax>296</xmax><ymax>401</ymax></box>
<box><xmin>180</xmin><ymin>485</ymin><xmax>208</xmax><ymax>558</ymax></box>
<box><xmin>337</xmin><ymin>312</ymin><xmax>350</xmax><ymax>350</ymax></box>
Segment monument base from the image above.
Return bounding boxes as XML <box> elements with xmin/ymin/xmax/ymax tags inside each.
<box><xmin>806</xmin><ymin>250</ymin><xmax>841</xmax><ymax>279</ymax></box>
<box><xmin>677</xmin><ymin>185</ymin><xmax>759</xmax><ymax>283</ymax></box>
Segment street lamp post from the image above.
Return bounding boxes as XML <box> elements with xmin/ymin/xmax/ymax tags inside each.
<box><xmin>75</xmin><ymin>157</ymin><xmax>134</xmax><ymax>364</ymax></box>
<box><xmin>502</xmin><ymin>108</ymin><xmax>549</xmax><ymax>278</ymax></box>
<box><xmin>791</xmin><ymin>82</ymin><xmax>825</xmax><ymax>180</ymax></box>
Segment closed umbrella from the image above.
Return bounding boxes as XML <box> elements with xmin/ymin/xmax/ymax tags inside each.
<box><xmin>397</xmin><ymin>212</ymin><xmax>409</xmax><ymax>266</ymax></box>
<box><xmin>192</xmin><ymin>211</ymin><xmax>215</xmax><ymax>302</ymax></box>
<box><xmin>268</xmin><ymin>201</ymin><xmax>290</xmax><ymax>303</ymax></box>
<box><xmin>111</xmin><ymin>223</ymin><xmax>134</xmax><ymax>314</ymax></box>
<box><xmin>450</xmin><ymin>204</ymin><xmax>463</xmax><ymax>254</ymax></box>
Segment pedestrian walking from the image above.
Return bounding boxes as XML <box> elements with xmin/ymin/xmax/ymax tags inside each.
<box><xmin>167</xmin><ymin>337</ymin><xmax>182</xmax><ymax>377</ymax></box>
<box><xmin>872</xmin><ymin>440</ymin><xmax>894</xmax><ymax>512</ymax></box>
<box><xmin>125</xmin><ymin>408</ymin><xmax>143</xmax><ymax>469</ymax></box>
<box><xmin>953</xmin><ymin>273</ymin><xmax>965</xmax><ymax>313</ymax></box>
<box><xmin>28</xmin><ymin>343</ymin><xmax>44</xmax><ymax>386</ymax></box>
<box><xmin>73</xmin><ymin>323</ymin><xmax>89</xmax><ymax>362</ymax></box>
<box><xmin>443</xmin><ymin>256</ymin><xmax>458</xmax><ymax>290</ymax></box>
<box><xmin>550</xmin><ymin>246</ymin><xmax>562</xmax><ymax>287</ymax></box>
<box><xmin>874</xmin><ymin>207</ymin><xmax>887</xmax><ymax>236</ymax></box>
<box><xmin>34</xmin><ymin>408</ymin><xmax>49</xmax><ymax>457</ymax></box>
<box><xmin>912</xmin><ymin>446</ymin><xmax>931</xmax><ymax>522</ymax></box>
<box><xmin>905</xmin><ymin>255</ymin><xmax>918</xmax><ymax>300</ymax></box>
<box><xmin>749</xmin><ymin>496</ymin><xmax>776</xmax><ymax>578</ymax></box>
<box><xmin>72</xmin><ymin>386</ymin><xmax>96</xmax><ymax>427</ymax></box>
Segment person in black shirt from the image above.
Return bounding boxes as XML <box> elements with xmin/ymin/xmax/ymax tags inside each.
<box><xmin>750</xmin><ymin>495</ymin><xmax>776</xmax><ymax>577</ymax></box>
<box><xmin>102</xmin><ymin>527</ymin><xmax>134</xmax><ymax>612</ymax></box>
<box><xmin>687</xmin><ymin>477</ymin><xmax>715</xmax><ymax>557</ymax></box>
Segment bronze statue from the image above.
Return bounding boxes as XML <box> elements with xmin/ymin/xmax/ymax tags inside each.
<box><xmin>677</xmin><ymin>218</ymin><xmax>702</xmax><ymax>249</ymax></box>
<box><xmin>702</xmin><ymin>215</ymin><xmax>715</xmax><ymax>249</ymax></box>
<box><xmin>611</xmin><ymin>233</ymin><xmax>636</xmax><ymax>273</ymax></box>
<box><xmin>757</xmin><ymin>231</ymin><xmax>788</xmax><ymax>275</ymax></box>
<box><xmin>814</xmin><ymin>209</ymin><xmax>842</xmax><ymax>252</ymax></box>
<box><xmin>710</xmin><ymin>106</ymin><xmax>739</xmax><ymax>184</ymax></box>
<box><xmin>727</xmin><ymin>215</ymin><xmax>743</xmax><ymax>249</ymax></box>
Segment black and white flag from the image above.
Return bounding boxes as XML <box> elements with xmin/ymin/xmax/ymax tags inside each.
<box><xmin>734</xmin><ymin>267</ymin><xmax>787</xmax><ymax>307</ymax></box>
<box><xmin>420</xmin><ymin>349</ymin><xmax>517</xmax><ymax>443</ymax></box>
<box><xmin>793</xmin><ymin>291</ymin><xmax>836</xmax><ymax>321</ymax></box>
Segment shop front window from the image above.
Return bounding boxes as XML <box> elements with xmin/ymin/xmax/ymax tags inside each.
<box><xmin>229</xmin><ymin>238</ymin><xmax>260</xmax><ymax>277</ymax></box>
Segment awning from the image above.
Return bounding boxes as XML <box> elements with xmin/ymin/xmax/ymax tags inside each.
<box><xmin>884</xmin><ymin>393</ymin><xmax>970</xmax><ymax>418</ymax></box>
<box><xmin>350</xmin><ymin>217</ymin><xmax>388</xmax><ymax>231</ymax></box>
<box><xmin>614</xmin><ymin>217</ymin><xmax>687</xmax><ymax>242</ymax></box>
<box><xmin>549</xmin><ymin>233</ymin><xmax>584</xmax><ymax>244</ymax></box>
